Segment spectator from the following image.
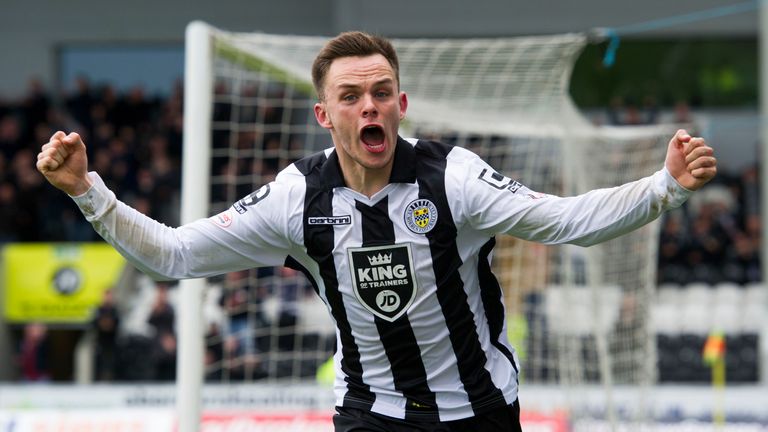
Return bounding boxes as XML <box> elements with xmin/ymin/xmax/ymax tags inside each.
<box><xmin>221</xmin><ymin>271</ymin><xmax>250</xmax><ymax>335</ymax></box>
<box><xmin>0</xmin><ymin>115</ymin><xmax>23</xmax><ymax>160</ymax></box>
<box><xmin>605</xmin><ymin>95</ymin><xmax>659</xmax><ymax>126</ymax></box>
<box><xmin>0</xmin><ymin>181</ymin><xmax>21</xmax><ymax>243</ymax></box>
<box><xmin>673</xmin><ymin>99</ymin><xmax>693</xmax><ymax>124</ymax></box>
<box><xmin>21</xmin><ymin>78</ymin><xmax>50</xmax><ymax>140</ymax></box>
<box><xmin>640</xmin><ymin>95</ymin><xmax>659</xmax><ymax>124</ymax></box>
<box><xmin>92</xmin><ymin>289</ymin><xmax>120</xmax><ymax>381</ymax></box>
<box><xmin>723</xmin><ymin>232</ymin><xmax>761</xmax><ymax>284</ymax></box>
<box><xmin>65</xmin><ymin>75</ymin><xmax>96</xmax><ymax>134</ymax></box>
<box><xmin>18</xmin><ymin>322</ymin><xmax>51</xmax><ymax>382</ymax></box>
<box><xmin>153</xmin><ymin>331</ymin><xmax>177</xmax><ymax>381</ymax></box>
<box><xmin>274</xmin><ymin>267</ymin><xmax>307</xmax><ymax>352</ymax></box>
<box><xmin>147</xmin><ymin>282</ymin><xmax>175</xmax><ymax>336</ymax></box>
<box><xmin>204</xmin><ymin>322</ymin><xmax>224</xmax><ymax>381</ymax></box>
<box><xmin>11</xmin><ymin>148</ymin><xmax>44</xmax><ymax>241</ymax></box>
<box><xmin>685</xmin><ymin>203</ymin><xmax>728</xmax><ymax>282</ymax></box>
<box><xmin>657</xmin><ymin>214</ymin><xmax>690</xmax><ymax>284</ymax></box>
<box><xmin>740</xmin><ymin>164</ymin><xmax>759</xmax><ymax>223</ymax></box>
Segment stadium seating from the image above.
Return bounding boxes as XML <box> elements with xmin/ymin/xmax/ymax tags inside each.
<box><xmin>539</xmin><ymin>282</ymin><xmax>764</xmax><ymax>383</ymax></box>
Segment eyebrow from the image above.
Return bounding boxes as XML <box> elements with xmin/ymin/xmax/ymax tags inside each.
<box><xmin>334</xmin><ymin>77</ymin><xmax>395</xmax><ymax>91</ymax></box>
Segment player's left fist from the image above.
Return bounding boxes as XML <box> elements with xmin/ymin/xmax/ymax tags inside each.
<box><xmin>665</xmin><ymin>129</ymin><xmax>717</xmax><ymax>191</ymax></box>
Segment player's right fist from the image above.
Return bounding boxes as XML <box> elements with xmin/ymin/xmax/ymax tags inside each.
<box><xmin>36</xmin><ymin>131</ymin><xmax>92</xmax><ymax>196</ymax></box>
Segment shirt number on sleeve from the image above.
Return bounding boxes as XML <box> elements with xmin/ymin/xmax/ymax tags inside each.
<box><xmin>233</xmin><ymin>184</ymin><xmax>271</xmax><ymax>214</ymax></box>
<box><xmin>478</xmin><ymin>168</ymin><xmax>523</xmax><ymax>194</ymax></box>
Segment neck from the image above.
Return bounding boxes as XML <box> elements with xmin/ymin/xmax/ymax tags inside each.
<box><xmin>338</xmin><ymin>158</ymin><xmax>392</xmax><ymax>198</ymax></box>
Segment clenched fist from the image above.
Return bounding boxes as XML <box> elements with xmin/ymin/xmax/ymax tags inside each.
<box><xmin>36</xmin><ymin>131</ymin><xmax>92</xmax><ymax>196</ymax></box>
<box><xmin>664</xmin><ymin>129</ymin><xmax>717</xmax><ymax>191</ymax></box>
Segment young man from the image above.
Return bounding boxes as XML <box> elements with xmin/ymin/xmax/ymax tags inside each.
<box><xmin>37</xmin><ymin>32</ymin><xmax>716</xmax><ymax>431</ymax></box>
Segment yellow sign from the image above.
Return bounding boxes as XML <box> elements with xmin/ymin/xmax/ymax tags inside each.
<box><xmin>3</xmin><ymin>243</ymin><xmax>125</xmax><ymax>323</ymax></box>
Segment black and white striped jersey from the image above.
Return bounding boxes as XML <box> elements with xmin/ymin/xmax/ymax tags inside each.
<box><xmin>73</xmin><ymin>136</ymin><xmax>691</xmax><ymax>421</ymax></box>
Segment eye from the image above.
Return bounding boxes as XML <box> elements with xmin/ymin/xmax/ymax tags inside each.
<box><xmin>375</xmin><ymin>90</ymin><xmax>390</xmax><ymax>98</ymax></box>
<box><xmin>342</xmin><ymin>94</ymin><xmax>358</xmax><ymax>102</ymax></box>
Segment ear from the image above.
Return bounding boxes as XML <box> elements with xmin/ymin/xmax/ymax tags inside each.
<box><xmin>314</xmin><ymin>102</ymin><xmax>333</xmax><ymax>130</ymax></box>
<box><xmin>398</xmin><ymin>92</ymin><xmax>408</xmax><ymax>120</ymax></box>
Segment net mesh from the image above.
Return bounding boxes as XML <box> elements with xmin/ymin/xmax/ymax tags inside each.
<box><xmin>199</xmin><ymin>28</ymin><xmax>676</xmax><ymax>421</ymax></box>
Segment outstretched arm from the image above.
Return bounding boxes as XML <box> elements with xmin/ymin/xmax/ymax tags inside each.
<box><xmin>664</xmin><ymin>129</ymin><xmax>717</xmax><ymax>191</ymax></box>
<box><xmin>35</xmin><ymin>131</ymin><xmax>295</xmax><ymax>280</ymax></box>
<box><xmin>36</xmin><ymin>131</ymin><xmax>93</xmax><ymax>196</ymax></box>
<box><xmin>457</xmin><ymin>130</ymin><xmax>716</xmax><ymax>246</ymax></box>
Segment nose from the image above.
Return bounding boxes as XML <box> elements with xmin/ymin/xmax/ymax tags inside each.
<box><xmin>361</xmin><ymin>94</ymin><xmax>377</xmax><ymax>118</ymax></box>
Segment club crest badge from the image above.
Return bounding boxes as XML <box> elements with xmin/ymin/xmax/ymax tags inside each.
<box><xmin>348</xmin><ymin>244</ymin><xmax>418</xmax><ymax>322</ymax></box>
<box><xmin>404</xmin><ymin>199</ymin><xmax>438</xmax><ymax>234</ymax></box>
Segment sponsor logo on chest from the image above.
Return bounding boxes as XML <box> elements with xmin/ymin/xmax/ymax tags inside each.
<box><xmin>308</xmin><ymin>215</ymin><xmax>352</xmax><ymax>225</ymax></box>
<box><xmin>347</xmin><ymin>244</ymin><xmax>417</xmax><ymax>322</ymax></box>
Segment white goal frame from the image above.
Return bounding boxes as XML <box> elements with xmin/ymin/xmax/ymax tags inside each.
<box><xmin>177</xmin><ymin>21</ymin><xmax>214</xmax><ymax>432</ymax></box>
<box><xmin>177</xmin><ymin>20</ymin><xmax>679</xmax><ymax>431</ymax></box>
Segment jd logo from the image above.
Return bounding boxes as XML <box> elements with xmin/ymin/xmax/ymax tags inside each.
<box><xmin>348</xmin><ymin>244</ymin><xmax>417</xmax><ymax>322</ymax></box>
<box><xmin>376</xmin><ymin>290</ymin><xmax>400</xmax><ymax>312</ymax></box>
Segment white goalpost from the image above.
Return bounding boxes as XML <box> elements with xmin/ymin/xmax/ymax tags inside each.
<box><xmin>177</xmin><ymin>21</ymin><xmax>213</xmax><ymax>432</ymax></box>
<box><xmin>180</xmin><ymin>21</ymin><xmax>678</xmax><ymax>430</ymax></box>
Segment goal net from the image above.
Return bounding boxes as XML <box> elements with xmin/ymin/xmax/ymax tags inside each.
<box><xmin>183</xmin><ymin>22</ymin><xmax>676</xmax><ymax>424</ymax></box>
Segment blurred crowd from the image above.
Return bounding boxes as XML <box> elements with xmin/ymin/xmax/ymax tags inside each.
<box><xmin>604</xmin><ymin>95</ymin><xmax>761</xmax><ymax>286</ymax></box>
<box><xmin>657</xmin><ymin>166</ymin><xmax>761</xmax><ymax>286</ymax></box>
<box><xmin>0</xmin><ymin>76</ymin><xmax>184</xmax><ymax>244</ymax></box>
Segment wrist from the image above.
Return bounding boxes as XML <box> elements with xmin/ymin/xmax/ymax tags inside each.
<box><xmin>68</xmin><ymin>176</ymin><xmax>94</xmax><ymax>197</ymax></box>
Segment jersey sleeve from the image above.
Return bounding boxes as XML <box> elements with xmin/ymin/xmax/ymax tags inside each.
<box><xmin>72</xmin><ymin>172</ymin><xmax>301</xmax><ymax>280</ymax></box>
<box><xmin>458</xmin><ymin>153</ymin><xmax>692</xmax><ymax>246</ymax></box>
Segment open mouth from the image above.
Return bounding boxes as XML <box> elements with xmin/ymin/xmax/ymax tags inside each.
<box><xmin>360</xmin><ymin>125</ymin><xmax>386</xmax><ymax>153</ymax></box>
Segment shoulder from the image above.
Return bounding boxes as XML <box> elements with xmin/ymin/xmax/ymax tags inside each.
<box><xmin>282</xmin><ymin>148</ymin><xmax>335</xmax><ymax>178</ymax></box>
<box><xmin>411</xmin><ymin>138</ymin><xmax>482</xmax><ymax>164</ymax></box>
<box><xmin>230</xmin><ymin>152</ymin><xmax>328</xmax><ymax>215</ymax></box>
<box><xmin>410</xmin><ymin>138</ymin><xmax>485</xmax><ymax>182</ymax></box>
<box><xmin>274</xmin><ymin>147</ymin><xmax>342</xmax><ymax>191</ymax></box>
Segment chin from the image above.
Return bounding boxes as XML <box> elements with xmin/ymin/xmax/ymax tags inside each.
<box><xmin>361</xmin><ymin>153</ymin><xmax>393</xmax><ymax>170</ymax></box>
